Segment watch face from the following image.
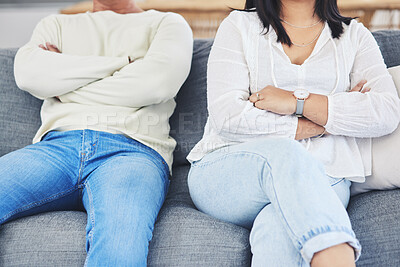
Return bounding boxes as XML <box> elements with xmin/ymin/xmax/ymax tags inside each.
<box><xmin>294</xmin><ymin>89</ymin><xmax>310</xmax><ymax>99</ymax></box>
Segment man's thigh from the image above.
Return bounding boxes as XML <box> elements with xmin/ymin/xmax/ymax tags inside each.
<box><xmin>82</xmin><ymin>154</ymin><xmax>169</xmax><ymax>225</ymax></box>
<box><xmin>0</xmin><ymin>137</ymin><xmax>81</xmax><ymax>224</ymax></box>
<box><xmin>81</xmin><ymin>155</ymin><xmax>169</xmax><ymax>265</ymax></box>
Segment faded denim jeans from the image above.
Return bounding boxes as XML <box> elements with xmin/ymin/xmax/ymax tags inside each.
<box><xmin>188</xmin><ymin>138</ymin><xmax>361</xmax><ymax>266</ymax></box>
<box><xmin>0</xmin><ymin>129</ymin><xmax>170</xmax><ymax>267</ymax></box>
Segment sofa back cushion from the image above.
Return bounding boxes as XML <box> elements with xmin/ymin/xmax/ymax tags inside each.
<box><xmin>373</xmin><ymin>30</ymin><xmax>400</xmax><ymax>68</ymax></box>
<box><xmin>0</xmin><ymin>49</ymin><xmax>42</xmax><ymax>157</ymax></box>
<box><xmin>1</xmin><ymin>30</ymin><xmax>400</xmax><ymax>166</ymax></box>
<box><xmin>168</xmin><ymin>30</ymin><xmax>400</xmax><ymax>168</ymax></box>
<box><xmin>169</xmin><ymin>39</ymin><xmax>212</xmax><ymax>167</ymax></box>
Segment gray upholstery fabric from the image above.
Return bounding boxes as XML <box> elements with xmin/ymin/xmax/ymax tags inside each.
<box><xmin>348</xmin><ymin>189</ymin><xmax>400</xmax><ymax>267</ymax></box>
<box><xmin>0</xmin><ymin>49</ymin><xmax>42</xmax><ymax>158</ymax></box>
<box><xmin>1</xmin><ymin>30</ymin><xmax>400</xmax><ymax>266</ymax></box>
<box><xmin>169</xmin><ymin>39</ymin><xmax>212</xmax><ymax>168</ymax></box>
<box><xmin>373</xmin><ymin>30</ymin><xmax>400</xmax><ymax>68</ymax></box>
<box><xmin>149</xmin><ymin>165</ymin><xmax>251</xmax><ymax>266</ymax></box>
<box><xmin>0</xmin><ymin>211</ymin><xmax>86</xmax><ymax>266</ymax></box>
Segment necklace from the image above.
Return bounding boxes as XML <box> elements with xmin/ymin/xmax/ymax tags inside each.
<box><xmin>282</xmin><ymin>18</ymin><xmax>322</xmax><ymax>29</ymax></box>
<box><xmin>291</xmin><ymin>23</ymin><xmax>324</xmax><ymax>47</ymax></box>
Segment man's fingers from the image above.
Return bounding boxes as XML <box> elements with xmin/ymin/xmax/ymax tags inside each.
<box><xmin>349</xmin><ymin>80</ymin><xmax>367</xmax><ymax>92</ymax></box>
<box><xmin>48</xmin><ymin>46</ymin><xmax>60</xmax><ymax>53</ymax></box>
<box><xmin>38</xmin><ymin>44</ymin><xmax>48</xmax><ymax>50</ymax></box>
<box><xmin>45</xmin><ymin>42</ymin><xmax>61</xmax><ymax>53</ymax></box>
<box><xmin>38</xmin><ymin>43</ymin><xmax>60</xmax><ymax>53</ymax></box>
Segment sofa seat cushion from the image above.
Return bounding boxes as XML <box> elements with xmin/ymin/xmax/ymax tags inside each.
<box><xmin>348</xmin><ymin>189</ymin><xmax>400</xmax><ymax>266</ymax></box>
<box><xmin>149</xmin><ymin>206</ymin><xmax>251</xmax><ymax>266</ymax></box>
<box><xmin>0</xmin><ymin>211</ymin><xmax>86</xmax><ymax>266</ymax></box>
<box><xmin>0</xmin><ymin>165</ymin><xmax>252</xmax><ymax>267</ymax></box>
<box><xmin>151</xmin><ymin>165</ymin><xmax>252</xmax><ymax>266</ymax></box>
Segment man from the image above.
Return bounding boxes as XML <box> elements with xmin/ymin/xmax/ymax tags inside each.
<box><xmin>0</xmin><ymin>0</ymin><xmax>193</xmax><ymax>265</ymax></box>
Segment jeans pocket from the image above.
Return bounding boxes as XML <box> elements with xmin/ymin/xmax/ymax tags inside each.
<box><xmin>328</xmin><ymin>177</ymin><xmax>351</xmax><ymax>208</ymax></box>
<box><xmin>328</xmin><ymin>177</ymin><xmax>346</xmax><ymax>187</ymax></box>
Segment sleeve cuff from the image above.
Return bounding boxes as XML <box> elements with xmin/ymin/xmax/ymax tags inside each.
<box><xmin>324</xmin><ymin>94</ymin><xmax>335</xmax><ymax>134</ymax></box>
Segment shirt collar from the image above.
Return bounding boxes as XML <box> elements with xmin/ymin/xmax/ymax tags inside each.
<box><xmin>266</xmin><ymin>21</ymin><xmax>332</xmax><ymax>60</ymax></box>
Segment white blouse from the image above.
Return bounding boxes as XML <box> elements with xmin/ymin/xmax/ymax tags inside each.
<box><xmin>187</xmin><ymin>11</ymin><xmax>400</xmax><ymax>182</ymax></box>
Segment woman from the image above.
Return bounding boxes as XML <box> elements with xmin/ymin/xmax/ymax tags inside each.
<box><xmin>187</xmin><ymin>0</ymin><xmax>400</xmax><ymax>266</ymax></box>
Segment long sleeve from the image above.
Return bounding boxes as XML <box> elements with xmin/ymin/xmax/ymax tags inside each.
<box><xmin>14</xmin><ymin>15</ymin><xmax>129</xmax><ymax>100</ymax></box>
<box><xmin>324</xmin><ymin>24</ymin><xmax>400</xmax><ymax>138</ymax></box>
<box><xmin>207</xmin><ymin>13</ymin><xmax>298</xmax><ymax>140</ymax></box>
<box><xmin>58</xmin><ymin>13</ymin><xmax>193</xmax><ymax>108</ymax></box>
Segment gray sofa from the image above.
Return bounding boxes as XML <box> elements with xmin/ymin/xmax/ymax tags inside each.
<box><xmin>0</xmin><ymin>32</ymin><xmax>400</xmax><ymax>266</ymax></box>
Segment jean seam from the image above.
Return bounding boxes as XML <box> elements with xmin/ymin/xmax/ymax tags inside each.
<box><xmin>330</xmin><ymin>178</ymin><xmax>345</xmax><ymax>187</ymax></box>
<box><xmin>0</xmin><ymin>186</ymin><xmax>78</xmax><ymax>224</ymax></box>
<box><xmin>125</xmin><ymin>138</ymin><xmax>169</xmax><ymax>172</ymax></box>
<box><xmin>300</xmin><ymin>225</ymin><xmax>357</xmax><ymax>244</ymax></box>
<box><xmin>191</xmin><ymin>151</ymin><xmax>270</xmax><ymax>168</ymax></box>
<box><xmin>84</xmin><ymin>181</ymin><xmax>95</xmax><ymax>263</ymax></box>
<box><xmin>264</xmin><ymin>161</ymin><xmax>304</xmax><ymax>249</ymax></box>
<box><xmin>297</xmin><ymin>251</ymin><xmax>304</xmax><ymax>267</ymax></box>
<box><xmin>299</xmin><ymin>226</ymin><xmax>361</xmax><ymax>262</ymax></box>
<box><xmin>91</xmin><ymin>156</ymin><xmax>168</xmax><ymax>183</ymax></box>
<box><xmin>77</xmin><ymin>130</ymin><xmax>86</xmax><ymax>185</ymax></box>
<box><xmin>192</xmin><ymin>150</ymin><xmax>305</xmax><ymax>248</ymax></box>
<box><xmin>85</xmin><ymin>131</ymin><xmax>99</xmax><ymax>161</ymax></box>
<box><xmin>137</xmin><ymin>158</ymin><xmax>169</xmax><ymax>180</ymax></box>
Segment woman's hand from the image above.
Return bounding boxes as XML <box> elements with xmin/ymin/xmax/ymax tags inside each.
<box><xmin>348</xmin><ymin>80</ymin><xmax>370</xmax><ymax>93</ymax></box>
<box><xmin>249</xmin><ymin>85</ymin><xmax>296</xmax><ymax>115</ymax></box>
<box><xmin>249</xmin><ymin>81</ymin><xmax>370</xmax><ymax>116</ymax></box>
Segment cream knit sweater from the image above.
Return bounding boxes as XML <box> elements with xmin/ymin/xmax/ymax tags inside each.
<box><xmin>14</xmin><ymin>10</ymin><xmax>193</xmax><ymax>172</ymax></box>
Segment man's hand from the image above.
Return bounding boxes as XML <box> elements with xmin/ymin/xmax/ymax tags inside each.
<box><xmin>38</xmin><ymin>42</ymin><xmax>61</xmax><ymax>53</ymax></box>
<box><xmin>39</xmin><ymin>42</ymin><xmax>61</xmax><ymax>100</ymax></box>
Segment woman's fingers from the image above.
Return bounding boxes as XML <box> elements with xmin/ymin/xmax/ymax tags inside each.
<box><xmin>349</xmin><ymin>80</ymin><xmax>367</xmax><ymax>92</ymax></box>
<box><xmin>249</xmin><ymin>93</ymin><xmax>259</xmax><ymax>103</ymax></box>
<box><xmin>361</xmin><ymin>87</ymin><xmax>371</xmax><ymax>93</ymax></box>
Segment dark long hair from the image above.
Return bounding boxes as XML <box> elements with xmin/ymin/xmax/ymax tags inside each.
<box><xmin>237</xmin><ymin>0</ymin><xmax>353</xmax><ymax>46</ymax></box>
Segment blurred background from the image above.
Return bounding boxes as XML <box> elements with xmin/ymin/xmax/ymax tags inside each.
<box><xmin>0</xmin><ymin>0</ymin><xmax>399</xmax><ymax>48</ymax></box>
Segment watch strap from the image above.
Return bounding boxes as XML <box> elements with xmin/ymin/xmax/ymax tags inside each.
<box><xmin>295</xmin><ymin>99</ymin><xmax>305</xmax><ymax>117</ymax></box>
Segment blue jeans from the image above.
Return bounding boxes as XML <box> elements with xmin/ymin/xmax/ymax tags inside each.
<box><xmin>0</xmin><ymin>129</ymin><xmax>170</xmax><ymax>267</ymax></box>
<box><xmin>188</xmin><ymin>138</ymin><xmax>361</xmax><ymax>266</ymax></box>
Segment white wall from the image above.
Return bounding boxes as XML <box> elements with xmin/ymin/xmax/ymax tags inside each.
<box><xmin>0</xmin><ymin>4</ymin><xmax>398</xmax><ymax>49</ymax></box>
<box><xmin>0</xmin><ymin>3</ymin><xmax>67</xmax><ymax>48</ymax></box>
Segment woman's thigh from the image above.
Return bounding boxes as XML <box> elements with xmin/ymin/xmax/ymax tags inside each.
<box><xmin>188</xmin><ymin>139</ymin><xmax>351</xmax><ymax>230</ymax></box>
<box><xmin>327</xmin><ymin>177</ymin><xmax>351</xmax><ymax>208</ymax></box>
<box><xmin>188</xmin><ymin>148</ymin><xmax>271</xmax><ymax>229</ymax></box>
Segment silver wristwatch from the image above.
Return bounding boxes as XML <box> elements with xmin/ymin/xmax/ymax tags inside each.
<box><xmin>293</xmin><ymin>89</ymin><xmax>310</xmax><ymax>117</ymax></box>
